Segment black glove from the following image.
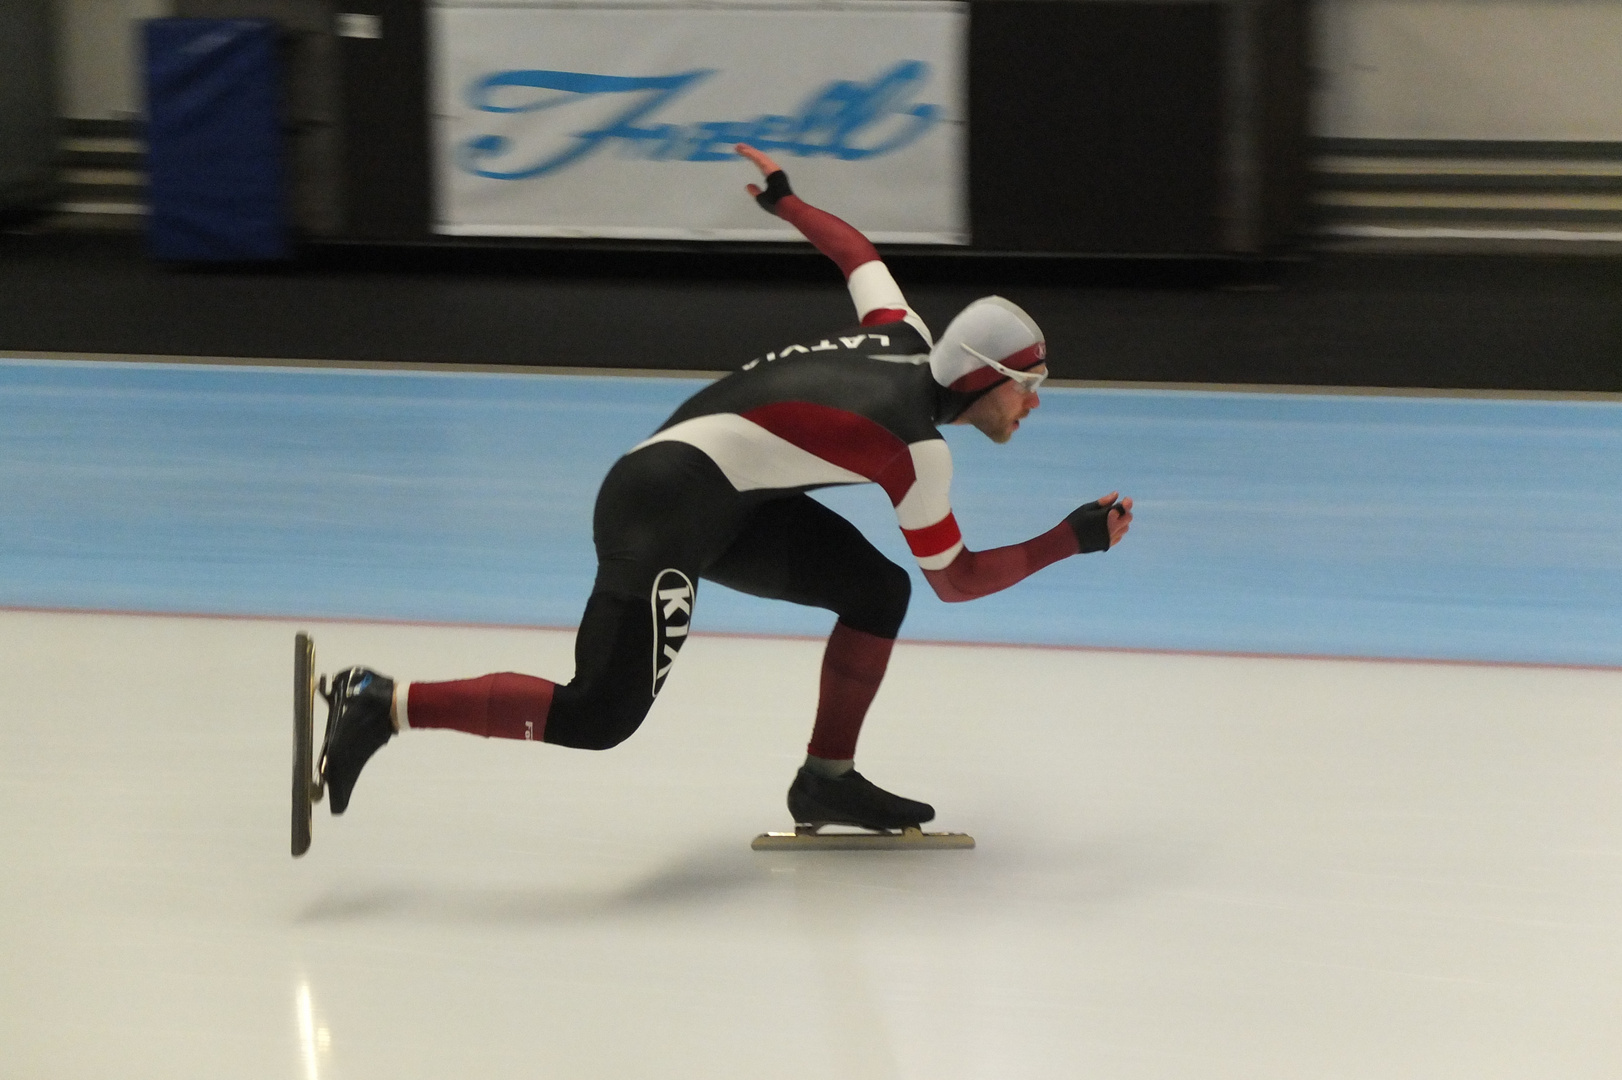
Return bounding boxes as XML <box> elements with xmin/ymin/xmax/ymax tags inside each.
<box><xmin>754</xmin><ymin>169</ymin><xmax>794</xmax><ymax>214</ymax></box>
<box><xmin>1063</xmin><ymin>500</ymin><xmax>1124</xmax><ymax>554</ymax></box>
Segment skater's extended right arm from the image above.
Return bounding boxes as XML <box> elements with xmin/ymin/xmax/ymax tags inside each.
<box><xmin>736</xmin><ymin>143</ymin><xmax>930</xmax><ymax>342</ymax></box>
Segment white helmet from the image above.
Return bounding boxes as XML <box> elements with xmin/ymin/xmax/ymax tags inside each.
<box><xmin>927</xmin><ymin>296</ymin><xmax>1046</xmax><ymax>420</ymax></box>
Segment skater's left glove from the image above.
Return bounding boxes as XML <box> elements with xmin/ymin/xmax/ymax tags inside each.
<box><xmin>1064</xmin><ymin>500</ymin><xmax>1121</xmax><ymax>553</ymax></box>
<box><xmin>754</xmin><ymin>169</ymin><xmax>794</xmax><ymax>214</ymax></box>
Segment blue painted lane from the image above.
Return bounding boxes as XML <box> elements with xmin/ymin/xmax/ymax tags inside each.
<box><xmin>2</xmin><ymin>359</ymin><xmax>1618</xmax><ymax>665</ymax></box>
<box><xmin>912</xmin><ymin>389</ymin><xmax>1622</xmax><ymax>664</ymax></box>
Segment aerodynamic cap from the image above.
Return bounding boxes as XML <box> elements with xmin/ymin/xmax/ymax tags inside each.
<box><xmin>927</xmin><ymin>296</ymin><xmax>1046</xmax><ymax>421</ymax></box>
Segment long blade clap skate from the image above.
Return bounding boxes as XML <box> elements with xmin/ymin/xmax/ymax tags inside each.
<box><xmin>291</xmin><ymin>632</ymin><xmax>321</xmax><ymax>858</ymax></box>
<box><xmin>751</xmin><ymin>825</ymin><xmax>975</xmax><ymax>850</ymax></box>
<box><xmin>317</xmin><ymin>665</ymin><xmax>397</xmax><ymax>816</ymax></box>
<box><xmin>752</xmin><ymin>767</ymin><xmax>975</xmax><ymax>850</ymax></box>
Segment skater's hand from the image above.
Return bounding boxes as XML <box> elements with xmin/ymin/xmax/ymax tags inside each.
<box><xmin>737</xmin><ymin>143</ymin><xmax>784</xmax><ymax>198</ymax></box>
<box><xmin>1102</xmin><ymin>493</ymin><xmax>1133</xmax><ymax>547</ymax></box>
<box><xmin>1064</xmin><ymin>492</ymin><xmax>1132</xmax><ymax>553</ymax></box>
<box><xmin>737</xmin><ymin>143</ymin><xmax>794</xmax><ymax>213</ymax></box>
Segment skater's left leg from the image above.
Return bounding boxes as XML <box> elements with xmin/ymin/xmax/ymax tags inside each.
<box><xmin>809</xmin><ymin>622</ymin><xmax>895</xmax><ymax>765</ymax></box>
<box><xmin>704</xmin><ymin>494</ymin><xmax>911</xmax><ymax>770</ymax></box>
<box><xmin>703</xmin><ymin>496</ymin><xmax>931</xmax><ymax>829</ymax></box>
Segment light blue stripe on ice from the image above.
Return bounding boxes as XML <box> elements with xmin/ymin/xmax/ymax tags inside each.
<box><xmin>2</xmin><ymin>357</ymin><xmax>1619</xmax><ymax>665</ymax></box>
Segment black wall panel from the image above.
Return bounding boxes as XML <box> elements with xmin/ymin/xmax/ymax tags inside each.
<box><xmin>0</xmin><ymin>0</ymin><xmax>58</xmax><ymax>218</ymax></box>
<box><xmin>1252</xmin><ymin>0</ymin><xmax>1310</xmax><ymax>250</ymax></box>
<box><xmin>969</xmin><ymin>0</ymin><xmax>1227</xmax><ymax>254</ymax></box>
<box><xmin>338</xmin><ymin>0</ymin><xmax>432</xmax><ymax>239</ymax></box>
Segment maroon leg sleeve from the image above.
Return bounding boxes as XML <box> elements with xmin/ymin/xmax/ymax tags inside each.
<box><xmin>806</xmin><ymin>622</ymin><xmax>895</xmax><ymax>761</ymax></box>
<box><xmin>408</xmin><ymin>673</ymin><xmax>555</xmax><ymax>742</ymax></box>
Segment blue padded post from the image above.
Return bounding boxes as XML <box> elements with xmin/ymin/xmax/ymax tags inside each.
<box><xmin>145</xmin><ymin>18</ymin><xmax>289</xmax><ymax>261</ymax></box>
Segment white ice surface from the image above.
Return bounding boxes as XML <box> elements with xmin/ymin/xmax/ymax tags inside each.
<box><xmin>2</xmin><ymin>610</ymin><xmax>1621</xmax><ymax>1079</ymax></box>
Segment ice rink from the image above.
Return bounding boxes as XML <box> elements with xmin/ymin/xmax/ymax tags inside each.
<box><xmin>2</xmin><ymin>357</ymin><xmax>1621</xmax><ymax>1078</ymax></box>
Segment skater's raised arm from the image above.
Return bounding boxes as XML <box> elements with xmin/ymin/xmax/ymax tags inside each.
<box><xmin>736</xmin><ymin>143</ymin><xmax>929</xmax><ymax>341</ymax></box>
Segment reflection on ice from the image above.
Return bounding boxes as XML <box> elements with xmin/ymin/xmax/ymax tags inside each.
<box><xmin>297</xmin><ymin>981</ymin><xmax>329</xmax><ymax>1080</ymax></box>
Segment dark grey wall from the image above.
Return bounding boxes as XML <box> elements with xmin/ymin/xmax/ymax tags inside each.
<box><xmin>0</xmin><ymin>0</ymin><xmax>59</xmax><ymax>214</ymax></box>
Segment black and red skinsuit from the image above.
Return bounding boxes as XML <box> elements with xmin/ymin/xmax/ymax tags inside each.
<box><xmin>404</xmin><ymin>188</ymin><xmax>1085</xmax><ymax>758</ymax></box>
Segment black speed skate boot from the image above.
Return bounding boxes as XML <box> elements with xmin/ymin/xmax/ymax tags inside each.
<box><xmin>318</xmin><ymin>667</ymin><xmax>396</xmax><ymax>815</ymax></box>
<box><xmin>787</xmin><ymin>767</ymin><xmax>936</xmax><ymax>831</ymax></box>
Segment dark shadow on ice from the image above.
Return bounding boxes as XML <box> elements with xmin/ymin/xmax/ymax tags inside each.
<box><xmin>291</xmin><ymin>830</ymin><xmax>1197</xmax><ymax>926</ymax></box>
<box><xmin>292</xmin><ymin>842</ymin><xmax>766</xmax><ymax>925</ymax></box>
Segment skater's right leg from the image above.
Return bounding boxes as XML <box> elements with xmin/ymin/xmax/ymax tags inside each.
<box><xmin>319</xmin><ymin>667</ymin><xmax>549</xmax><ymax>815</ymax></box>
<box><xmin>320</xmin><ymin>442</ymin><xmax>738</xmax><ymax>809</ymax></box>
<box><xmin>403</xmin><ymin>671</ymin><xmax>554</xmax><ymax>742</ymax></box>
<box><xmin>387</xmin><ymin>442</ymin><xmax>737</xmax><ymax>750</ymax></box>
<box><xmin>329</xmin><ymin>583</ymin><xmax>690</xmax><ymax>811</ymax></box>
<box><xmin>402</xmin><ymin>589</ymin><xmax>683</xmax><ymax>751</ymax></box>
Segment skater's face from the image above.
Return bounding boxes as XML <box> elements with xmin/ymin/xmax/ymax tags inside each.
<box><xmin>956</xmin><ymin>366</ymin><xmax>1045</xmax><ymax>444</ymax></box>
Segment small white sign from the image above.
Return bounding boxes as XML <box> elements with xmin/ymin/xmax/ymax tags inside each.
<box><xmin>336</xmin><ymin>13</ymin><xmax>382</xmax><ymax>39</ymax></box>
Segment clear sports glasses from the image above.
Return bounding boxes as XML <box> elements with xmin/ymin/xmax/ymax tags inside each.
<box><xmin>960</xmin><ymin>343</ymin><xmax>1048</xmax><ymax>392</ymax></box>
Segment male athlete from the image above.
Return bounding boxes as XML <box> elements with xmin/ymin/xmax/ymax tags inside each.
<box><xmin>315</xmin><ymin>145</ymin><xmax>1133</xmax><ymax>832</ymax></box>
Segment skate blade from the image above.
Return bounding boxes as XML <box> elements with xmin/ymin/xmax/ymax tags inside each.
<box><xmin>751</xmin><ymin>826</ymin><xmax>975</xmax><ymax>851</ymax></box>
<box><xmin>291</xmin><ymin>632</ymin><xmax>320</xmax><ymax>858</ymax></box>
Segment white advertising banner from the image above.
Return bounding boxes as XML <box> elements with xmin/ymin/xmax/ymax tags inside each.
<box><xmin>430</xmin><ymin>1</ymin><xmax>966</xmax><ymax>242</ymax></box>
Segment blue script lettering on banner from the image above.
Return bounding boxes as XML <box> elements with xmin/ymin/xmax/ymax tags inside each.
<box><xmin>458</xmin><ymin>61</ymin><xmax>943</xmax><ymax>180</ymax></box>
